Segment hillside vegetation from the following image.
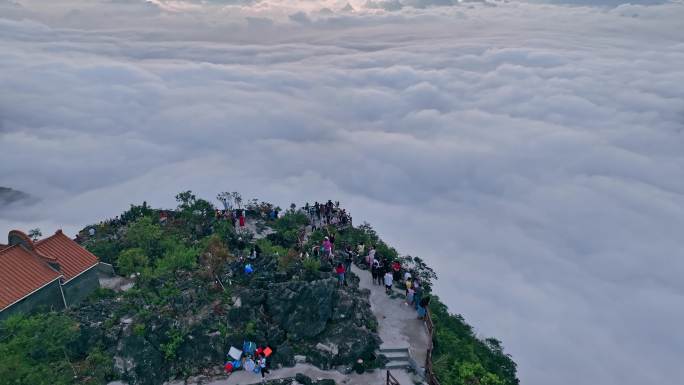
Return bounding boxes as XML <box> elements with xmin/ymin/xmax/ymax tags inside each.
<box><xmin>0</xmin><ymin>191</ymin><xmax>518</xmax><ymax>385</ymax></box>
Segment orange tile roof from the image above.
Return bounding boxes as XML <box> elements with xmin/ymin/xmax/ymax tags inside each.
<box><xmin>0</xmin><ymin>244</ymin><xmax>62</xmax><ymax>309</ymax></box>
<box><xmin>34</xmin><ymin>230</ymin><xmax>99</xmax><ymax>282</ymax></box>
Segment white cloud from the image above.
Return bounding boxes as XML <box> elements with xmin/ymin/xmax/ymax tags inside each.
<box><xmin>1</xmin><ymin>1</ymin><xmax>684</xmax><ymax>385</ymax></box>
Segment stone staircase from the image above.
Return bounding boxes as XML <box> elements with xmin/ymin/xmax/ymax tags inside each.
<box><xmin>380</xmin><ymin>347</ymin><xmax>412</xmax><ymax>370</ymax></box>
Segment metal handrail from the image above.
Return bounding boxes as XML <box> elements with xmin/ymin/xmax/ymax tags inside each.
<box><xmin>386</xmin><ymin>370</ymin><xmax>400</xmax><ymax>385</ymax></box>
<box><xmin>424</xmin><ymin>309</ymin><xmax>442</xmax><ymax>385</ymax></box>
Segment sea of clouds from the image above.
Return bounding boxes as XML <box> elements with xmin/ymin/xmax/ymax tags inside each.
<box><xmin>1</xmin><ymin>1</ymin><xmax>684</xmax><ymax>384</ymax></box>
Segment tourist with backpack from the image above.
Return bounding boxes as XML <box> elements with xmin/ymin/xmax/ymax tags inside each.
<box><xmin>371</xmin><ymin>258</ymin><xmax>380</xmax><ymax>285</ymax></box>
<box><xmin>375</xmin><ymin>259</ymin><xmax>385</xmax><ymax>286</ymax></box>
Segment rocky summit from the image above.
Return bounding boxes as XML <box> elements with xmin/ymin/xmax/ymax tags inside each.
<box><xmin>0</xmin><ymin>193</ymin><xmax>518</xmax><ymax>385</ymax></box>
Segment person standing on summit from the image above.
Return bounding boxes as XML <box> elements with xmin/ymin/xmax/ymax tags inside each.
<box><xmin>376</xmin><ymin>258</ymin><xmax>385</xmax><ymax>286</ymax></box>
<box><xmin>371</xmin><ymin>257</ymin><xmax>380</xmax><ymax>285</ymax></box>
<box><xmin>384</xmin><ymin>270</ymin><xmax>394</xmax><ymax>295</ymax></box>
<box><xmin>336</xmin><ymin>262</ymin><xmax>346</xmax><ymax>287</ymax></box>
<box><xmin>322</xmin><ymin>236</ymin><xmax>332</xmax><ymax>259</ymax></box>
<box><xmin>258</xmin><ymin>352</ymin><xmax>269</xmax><ymax>382</ymax></box>
<box><xmin>344</xmin><ymin>250</ymin><xmax>353</xmax><ymax>280</ymax></box>
<box><xmin>366</xmin><ymin>245</ymin><xmax>376</xmax><ymax>267</ymax></box>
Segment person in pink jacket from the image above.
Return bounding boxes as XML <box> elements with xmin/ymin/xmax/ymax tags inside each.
<box><xmin>322</xmin><ymin>237</ymin><xmax>332</xmax><ymax>258</ymax></box>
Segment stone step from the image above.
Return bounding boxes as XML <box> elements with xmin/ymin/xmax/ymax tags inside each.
<box><xmin>383</xmin><ymin>352</ymin><xmax>410</xmax><ymax>361</ymax></box>
<box><xmin>385</xmin><ymin>360</ymin><xmax>412</xmax><ymax>369</ymax></box>
<box><xmin>379</xmin><ymin>346</ymin><xmax>410</xmax><ymax>354</ymax></box>
<box><xmin>381</xmin><ymin>346</ymin><xmax>412</xmax><ymax>370</ymax></box>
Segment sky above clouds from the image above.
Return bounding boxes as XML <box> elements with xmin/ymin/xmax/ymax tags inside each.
<box><xmin>1</xmin><ymin>1</ymin><xmax>684</xmax><ymax>384</ymax></box>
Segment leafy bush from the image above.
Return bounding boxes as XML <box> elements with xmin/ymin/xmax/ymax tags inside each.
<box><xmin>125</xmin><ymin>217</ymin><xmax>163</xmax><ymax>257</ymax></box>
<box><xmin>89</xmin><ymin>287</ymin><xmax>117</xmax><ymax>301</ymax></box>
<box><xmin>85</xmin><ymin>238</ymin><xmax>122</xmax><ymax>265</ymax></box>
<box><xmin>117</xmin><ymin>247</ymin><xmax>149</xmax><ymax>276</ymax></box>
<box><xmin>256</xmin><ymin>238</ymin><xmax>288</xmax><ymax>258</ymax></box>
<box><xmin>337</xmin><ymin>223</ymin><xmax>398</xmax><ymax>260</ymax></box>
<box><xmin>0</xmin><ymin>312</ymin><xmax>78</xmax><ymax>385</ymax></box>
<box><xmin>244</xmin><ymin>320</ymin><xmax>257</xmax><ymax>339</ymax></box>
<box><xmin>278</xmin><ymin>249</ymin><xmax>299</xmax><ymax>271</ymax></box>
<box><xmin>133</xmin><ymin>323</ymin><xmax>146</xmax><ymax>336</ymax></box>
<box><xmin>273</xmin><ymin>211</ymin><xmax>309</xmax><ymax>232</ymax></box>
<box><xmin>266</xmin><ymin>212</ymin><xmax>308</xmax><ymax>248</ymax></box>
<box><xmin>303</xmin><ymin>257</ymin><xmax>321</xmax><ymax>273</ymax></box>
<box><xmin>154</xmin><ymin>241</ymin><xmax>197</xmax><ymax>275</ymax></box>
<box><xmin>200</xmin><ymin>235</ymin><xmax>234</xmax><ymax>277</ymax></box>
<box><xmin>81</xmin><ymin>347</ymin><xmax>117</xmax><ymax>384</ymax></box>
<box><xmin>161</xmin><ymin>328</ymin><xmax>184</xmax><ymax>360</ymax></box>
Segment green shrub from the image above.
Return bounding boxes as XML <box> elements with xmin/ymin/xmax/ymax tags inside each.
<box><xmin>133</xmin><ymin>323</ymin><xmax>146</xmax><ymax>336</ymax></box>
<box><xmin>85</xmin><ymin>239</ymin><xmax>122</xmax><ymax>265</ymax></box>
<box><xmin>125</xmin><ymin>217</ymin><xmax>163</xmax><ymax>257</ymax></box>
<box><xmin>0</xmin><ymin>312</ymin><xmax>78</xmax><ymax>385</ymax></box>
<box><xmin>117</xmin><ymin>248</ymin><xmax>149</xmax><ymax>276</ymax></box>
<box><xmin>89</xmin><ymin>287</ymin><xmax>117</xmax><ymax>301</ymax></box>
<box><xmin>155</xmin><ymin>242</ymin><xmax>197</xmax><ymax>275</ymax></box>
<box><xmin>82</xmin><ymin>347</ymin><xmax>117</xmax><ymax>384</ymax></box>
<box><xmin>161</xmin><ymin>328</ymin><xmax>184</xmax><ymax>360</ymax></box>
<box><xmin>256</xmin><ymin>238</ymin><xmax>288</xmax><ymax>258</ymax></box>
<box><xmin>245</xmin><ymin>321</ymin><xmax>257</xmax><ymax>338</ymax></box>
<box><xmin>303</xmin><ymin>257</ymin><xmax>321</xmax><ymax>273</ymax></box>
<box><xmin>278</xmin><ymin>249</ymin><xmax>299</xmax><ymax>271</ymax></box>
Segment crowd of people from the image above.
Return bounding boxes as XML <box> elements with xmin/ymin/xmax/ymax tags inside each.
<box><xmin>304</xmin><ymin>200</ymin><xmax>352</xmax><ymax>228</ymax></box>
<box><xmin>306</xmin><ymin>203</ymin><xmax>432</xmax><ymax>321</ymax></box>
<box><xmin>214</xmin><ymin>208</ymin><xmax>250</xmax><ymax>230</ymax></box>
<box><xmin>359</xmin><ymin>244</ymin><xmax>432</xmax><ymax>320</ymax></box>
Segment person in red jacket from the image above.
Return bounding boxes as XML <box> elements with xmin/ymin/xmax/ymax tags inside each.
<box><xmin>391</xmin><ymin>260</ymin><xmax>402</xmax><ymax>281</ymax></box>
<box><xmin>335</xmin><ymin>263</ymin><xmax>346</xmax><ymax>287</ymax></box>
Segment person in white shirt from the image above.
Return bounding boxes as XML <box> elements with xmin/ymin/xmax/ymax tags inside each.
<box><xmin>366</xmin><ymin>246</ymin><xmax>376</xmax><ymax>266</ymax></box>
<box><xmin>384</xmin><ymin>271</ymin><xmax>393</xmax><ymax>295</ymax></box>
<box><xmin>258</xmin><ymin>353</ymin><xmax>269</xmax><ymax>382</ymax></box>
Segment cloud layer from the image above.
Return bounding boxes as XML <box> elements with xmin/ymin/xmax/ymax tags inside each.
<box><xmin>1</xmin><ymin>1</ymin><xmax>684</xmax><ymax>385</ymax></box>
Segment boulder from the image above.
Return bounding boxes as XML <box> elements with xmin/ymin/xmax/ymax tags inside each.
<box><xmin>295</xmin><ymin>373</ymin><xmax>313</xmax><ymax>385</ymax></box>
<box><xmin>271</xmin><ymin>343</ymin><xmax>296</xmax><ymax>367</ymax></box>
<box><xmin>266</xmin><ymin>278</ymin><xmax>336</xmax><ymax>340</ymax></box>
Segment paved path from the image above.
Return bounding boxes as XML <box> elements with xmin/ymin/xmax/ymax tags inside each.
<box><xmin>198</xmin><ymin>363</ymin><xmax>413</xmax><ymax>385</ymax></box>
<box><xmin>356</xmin><ymin>265</ymin><xmax>430</xmax><ymax>369</ymax></box>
